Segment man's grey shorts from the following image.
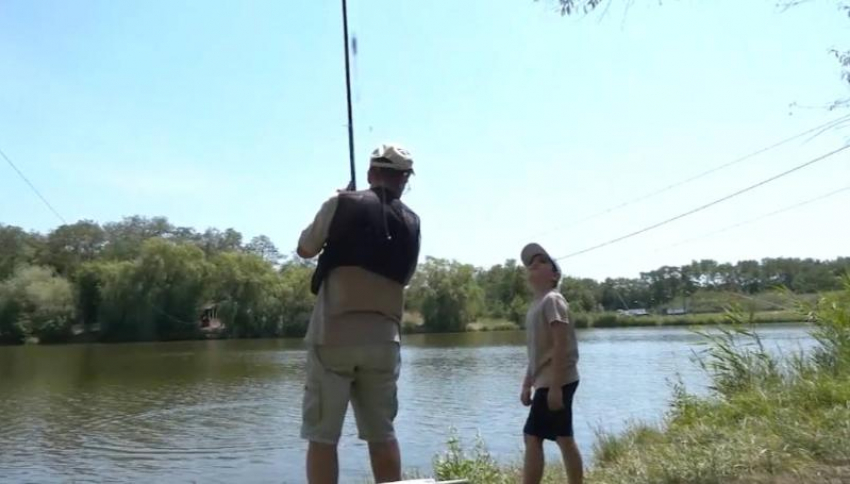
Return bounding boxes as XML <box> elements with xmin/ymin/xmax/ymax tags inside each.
<box><xmin>300</xmin><ymin>343</ymin><xmax>400</xmax><ymax>444</ymax></box>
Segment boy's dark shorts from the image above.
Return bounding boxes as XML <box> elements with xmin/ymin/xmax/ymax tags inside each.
<box><xmin>523</xmin><ymin>380</ymin><xmax>579</xmax><ymax>441</ymax></box>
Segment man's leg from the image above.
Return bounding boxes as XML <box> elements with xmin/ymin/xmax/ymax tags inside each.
<box><xmin>307</xmin><ymin>441</ymin><xmax>338</xmax><ymax>484</ymax></box>
<box><xmin>351</xmin><ymin>343</ymin><xmax>402</xmax><ymax>483</ymax></box>
<box><xmin>368</xmin><ymin>439</ymin><xmax>401</xmax><ymax>483</ymax></box>
<box><xmin>301</xmin><ymin>346</ymin><xmax>353</xmax><ymax>484</ymax></box>
<box><xmin>523</xmin><ymin>434</ymin><xmax>545</xmax><ymax>484</ymax></box>
<box><xmin>556</xmin><ymin>437</ymin><xmax>584</xmax><ymax>484</ymax></box>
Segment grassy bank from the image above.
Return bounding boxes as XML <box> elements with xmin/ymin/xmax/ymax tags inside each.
<box><xmin>571</xmin><ymin>309</ymin><xmax>804</xmax><ymax>329</ymax></box>
<box><xmin>424</xmin><ymin>282</ymin><xmax>850</xmax><ymax>483</ymax></box>
<box><xmin>401</xmin><ymin>310</ymin><xmax>805</xmax><ymax>335</ymax></box>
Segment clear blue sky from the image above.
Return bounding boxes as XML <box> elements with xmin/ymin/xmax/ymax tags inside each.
<box><xmin>1</xmin><ymin>0</ymin><xmax>848</xmax><ymax>280</ymax></box>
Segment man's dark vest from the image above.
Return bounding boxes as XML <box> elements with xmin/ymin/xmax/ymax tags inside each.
<box><xmin>310</xmin><ymin>187</ymin><xmax>420</xmax><ymax>295</ymax></box>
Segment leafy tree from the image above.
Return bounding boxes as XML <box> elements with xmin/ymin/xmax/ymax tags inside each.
<box><xmin>560</xmin><ymin>277</ymin><xmax>601</xmax><ymax>312</ymax></box>
<box><xmin>405</xmin><ymin>269</ymin><xmax>428</xmax><ymax>314</ymax></box>
<box><xmin>102</xmin><ymin>216</ymin><xmax>174</xmax><ymax>260</ymax></box>
<box><xmin>94</xmin><ymin>239</ymin><xmax>210</xmax><ymax>342</ymax></box>
<box><xmin>0</xmin><ymin>266</ymin><xmax>75</xmax><ymax>343</ymax></box>
<box><xmin>245</xmin><ymin>235</ymin><xmax>282</xmax><ymax>265</ymax></box>
<box><xmin>41</xmin><ymin>221</ymin><xmax>105</xmax><ymax>276</ymax></box>
<box><xmin>209</xmin><ymin>251</ymin><xmax>279</xmax><ymax>338</ymax></box>
<box><xmin>76</xmin><ymin>263</ymin><xmax>102</xmax><ymax>332</ymax></box>
<box><xmin>3</xmin><ymin>213</ymin><xmax>848</xmax><ymax>344</ymax></box>
<box><xmin>0</xmin><ymin>279</ymin><xmax>26</xmax><ymax>344</ymax></box>
<box><xmin>600</xmin><ymin>277</ymin><xmax>652</xmax><ymax>310</ymax></box>
<box><xmin>736</xmin><ymin>260</ymin><xmax>764</xmax><ymax>294</ymax></box>
<box><xmin>0</xmin><ymin>224</ymin><xmax>41</xmax><ymax>280</ymax></box>
<box><xmin>418</xmin><ymin>258</ymin><xmax>485</xmax><ymax>332</ymax></box>
<box><xmin>198</xmin><ymin>228</ymin><xmax>243</xmax><ymax>256</ymax></box>
<box><xmin>276</xmin><ymin>261</ymin><xmax>316</xmax><ymax>336</ymax></box>
<box><xmin>477</xmin><ymin>260</ymin><xmax>530</xmax><ymax>320</ymax></box>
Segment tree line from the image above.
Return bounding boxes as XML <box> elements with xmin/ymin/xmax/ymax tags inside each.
<box><xmin>0</xmin><ymin>217</ymin><xmax>314</xmax><ymax>344</ymax></box>
<box><xmin>1</xmin><ymin>217</ymin><xmax>848</xmax><ymax>343</ymax></box>
<box><xmin>404</xmin><ymin>255</ymin><xmax>850</xmax><ymax>333</ymax></box>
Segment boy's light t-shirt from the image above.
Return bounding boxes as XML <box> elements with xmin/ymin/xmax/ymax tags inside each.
<box><xmin>525</xmin><ymin>290</ymin><xmax>579</xmax><ymax>389</ymax></box>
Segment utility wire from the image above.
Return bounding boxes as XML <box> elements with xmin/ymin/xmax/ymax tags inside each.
<box><xmin>662</xmin><ymin>185</ymin><xmax>850</xmax><ymax>250</ymax></box>
<box><xmin>553</xmin><ymin>143</ymin><xmax>850</xmax><ymax>261</ymax></box>
<box><xmin>1</xmin><ymin>146</ymin><xmax>66</xmax><ymax>224</ymax></box>
<box><xmin>1</xmin><ymin>145</ymin><xmax>204</xmax><ymax>328</ymax></box>
<box><xmin>533</xmin><ymin>114</ymin><xmax>850</xmax><ymax>240</ymax></box>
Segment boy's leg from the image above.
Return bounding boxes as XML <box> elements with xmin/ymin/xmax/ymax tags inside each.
<box><xmin>523</xmin><ymin>434</ymin><xmax>545</xmax><ymax>484</ymax></box>
<box><xmin>350</xmin><ymin>343</ymin><xmax>402</xmax><ymax>483</ymax></box>
<box><xmin>555</xmin><ymin>381</ymin><xmax>583</xmax><ymax>484</ymax></box>
<box><xmin>556</xmin><ymin>436</ymin><xmax>584</xmax><ymax>484</ymax></box>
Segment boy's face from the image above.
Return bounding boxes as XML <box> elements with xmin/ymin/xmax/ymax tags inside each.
<box><xmin>526</xmin><ymin>254</ymin><xmax>558</xmax><ymax>290</ymax></box>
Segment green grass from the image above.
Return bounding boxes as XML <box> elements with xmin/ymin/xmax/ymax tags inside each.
<box><xmin>403</xmin><ymin>309</ymin><xmax>804</xmax><ymax>335</ymax></box>
<box><xmin>660</xmin><ymin>290</ymin><xmax>834</xmax><ymax>315</ymax></box>
<box><xmin>430</xmin><ymin>431</ymin><xmax>565</xmax><ymax>484</ymax></box>
<box><xmin>462</xmin><ymin>311</ymin><xmax>803</xmax><ymax>333</ymax></box>
<box><xmin>419</xmin><ymin>284</ymin><xmax>850</xmax><ymax>483</ymax></box>
<box><xmin>572</xmin><ymin>309</ymin><xmax>803</xmax><ymax>329</ymax></box>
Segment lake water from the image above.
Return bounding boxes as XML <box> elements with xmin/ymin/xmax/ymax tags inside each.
<box><xmin>0</xmin><ymin>324</ymin><xmax>815</xmax><ymax>483</ymax></box>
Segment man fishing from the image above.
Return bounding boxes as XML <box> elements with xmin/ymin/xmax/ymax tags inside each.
<box><xmin>296</xmin><ymin>143</ymin><xmax>421</xmax><ymax>484</ymax></box>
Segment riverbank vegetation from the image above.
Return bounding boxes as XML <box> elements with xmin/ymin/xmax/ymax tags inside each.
<box><xmin>452</xmin><ymin>309</ymin><xmax>804</xmax><ymax>333</ymax></box>
<box><xmin>1</xmin><ymin>218</ymin><xmax>847</xmax><ymax>344</ymax></box>
<box><xmin>429</xmin><ymin>282</ymin><xmax>850</xmax><ymax>483</ymax></box>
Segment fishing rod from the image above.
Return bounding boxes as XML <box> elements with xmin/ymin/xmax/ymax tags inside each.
<box><xmin>341</xmin><ymin>0</ymin><xmax>356</xmax><ymax>191</ymax></box>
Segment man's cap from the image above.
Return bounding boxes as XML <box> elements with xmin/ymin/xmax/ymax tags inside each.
<box><xmin>521</xmin><ymin>242</ymin><xmax>562</xmax><ymax>276</ymax></box>
<box><xmin>370</xmin><ymin>143</ymin><xmax>414</xmax><ymax>173</ymax></box>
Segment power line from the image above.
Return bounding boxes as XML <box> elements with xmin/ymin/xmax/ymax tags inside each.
<box><xmin>661</xmin><ymin>185</ymin><xmax>850</xmax><ymax>250</ymax></box>
<box><xmin>0</xmin><ymin>146</ymin><xmax>66</xmax><ymax>224</ymax></box>
<box><xmin>554</xmin><ymin>143</ymin><xmax>850</xmax><ymax>261</ymax></box>
<box><xmin>0</xmin><ymin>147</ymin><xmax>208</xmax><ymax>328</ymax></box>
<box><xmin>533</xmin><ymin>114</ymin><xmax>850</xmax><ymax>240</ymax></box>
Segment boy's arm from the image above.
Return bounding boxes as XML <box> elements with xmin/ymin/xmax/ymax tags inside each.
<box><xmin>544</xmin><ymin>295</ymin><xmax>570</xmax><ymax>384</ymax></box>
<box><xmin>550</xmin><ymin>322</ymin><xmax>569</xmax><ymax>387</ymax></box>
<box><xmin>521</xmin><ymin>365</ymin><xmax>533</xmax><ymax>406</ymax></box>
<box><xmin>544</xmin><ymin>295</ymin><xmax>570</xmax><ymax>409</ymax></box>
<box><xmin>522</xmin><ymin>366</ymin><xmax>533</xmax><ymax>390</ymax></box>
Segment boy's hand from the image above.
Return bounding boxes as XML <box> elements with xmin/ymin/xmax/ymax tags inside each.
<box><xmin>547</xmin><ymin>388</ymin><xmax>564</xmax><ymax>411</ymax></box>
<box><xmin>520</xmin><ymin>386</ymin><xmax>532</xmax><ymax>407</ymax></box>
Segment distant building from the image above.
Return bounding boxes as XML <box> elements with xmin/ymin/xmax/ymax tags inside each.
<box><xmin>200</xmin><ymin>304</ymin><xmax>224</xmax><ymax>332</ymax></box>
<box><xmin>666</xmin><ymin>308</ymin><xmax>688</xmax><ymax>315</ymax></box>
<box><xmin>618</xmin><ymin>308</ymin><xmax>650</xmax><ymax>317</ymax></box>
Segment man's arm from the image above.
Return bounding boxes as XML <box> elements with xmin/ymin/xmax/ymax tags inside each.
<box><xmin>296</xmin><ymin>245</ymin><xmax>313</xmax><ymax>259</ymax></box>
<box><xmin>297</xmin><ymin>196</ymin><xmax>339</xmax><ymax>259</ymax></box>
<box><xmin>403</xmin><ymin>223</ymin><xmax>422</xmax><ymax>285</ymax></box>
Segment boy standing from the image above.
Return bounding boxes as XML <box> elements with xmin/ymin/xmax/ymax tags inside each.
<box><xmin>520</xmin><ymin>243</ymin><xmax>583</xmax><ymax>484</ymax></box>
